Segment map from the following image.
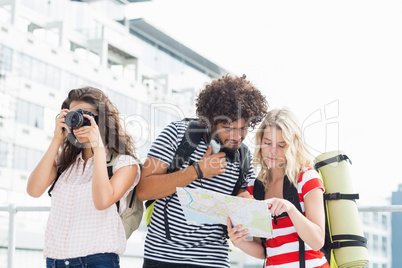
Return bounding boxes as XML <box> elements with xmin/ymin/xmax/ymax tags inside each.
<box><xmin>176</xmin><ymin>187</ymin><xmax>273</xmax><ymax>238</ymax></box>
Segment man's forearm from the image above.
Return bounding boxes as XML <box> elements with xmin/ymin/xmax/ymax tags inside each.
<box><xmin>137</xmin><ymin>165</ymin><xmax>199</xmax><ymax>201</ymax></box>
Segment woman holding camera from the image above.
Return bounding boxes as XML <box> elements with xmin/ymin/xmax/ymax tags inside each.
<box><xmin>27</xmin><ymin>87</ymin><xmax>140</xmax><ymax>268</ymax></box>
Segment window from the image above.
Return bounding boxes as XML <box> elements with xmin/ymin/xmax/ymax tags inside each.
<box><xmin>0</xmin><ymin>45</ymin><xmax>12</xmax><ymax>71</ymax></box>
<box><xmin>17</xmin><ymin>52</ymin><xmax>61</xmax><ymax>89</ymax></box>
<box><xmin>373</xmin><ymin>212</ymin><xmax>379</xmax><ymax>224</ymax></box>
<box><xmin>16</xmin><ymin>99</ymin><xmax>44</xmax><ymax>129</ymax></box>
<box><xmin>373</xmin><ymin>235</ymin><xmax>379</xmax><ymax>252</ymax></box>
<box><xmin>140</xmin><ymin>102</ymin><xmax>151</xmax><ymax>123</ymax></box>
<box><xmin>155</xmin><ymin>108</ymin><xmax>169</xmax><ymax>129</ymax></box>
<box><xmin>382</xmin><ymin>237</ymin><xmax>387</xmax><ymax>256</ymax></box>
<box><xmin>363</xmin><ymin>212</ymin><xmax>370</xmax><ymax>224</ymax></box>
<box><xmin>13</xmin><ymin>145</ymin><xmax>43</xmax><ymax>172</ymax></box>
<box><xmin>19</xmin><ymin>53</ymin><xmax>32</xmax><ymax>79</ymax></box>
<box><xmin>107</xmin><ymin>89</ymin><xmax>138</xmax><ymax>116</ymax></box>
<box><xmin>381</xmin><ymin>214</ymin><xmax>387</xmax><ymax>229</ymax></box>
<box><xmin>0</xmin><ymin>6</ymin><xmax>11</xmax><ymax>23</ymax></box>
<box><xmin>0</xmin><ymin>141</ymin><xmax>8</xmax><ymax>167</ymax></box>
<box><xmin>46</xmin><ymin>65</ymin><xmax>61</xmax><ymax>89</ymax></box>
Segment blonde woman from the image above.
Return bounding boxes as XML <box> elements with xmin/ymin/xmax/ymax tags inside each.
<box><xmin>227</xmin><ymin>108</ymin><xmax>329</xmax><ymax>268</ymax></box>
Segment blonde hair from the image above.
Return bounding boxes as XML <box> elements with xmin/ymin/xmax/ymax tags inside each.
<box><xmin>254</xmin><ymin>108</ymin><xmax>313</xmax><ymax>188</ymax></box>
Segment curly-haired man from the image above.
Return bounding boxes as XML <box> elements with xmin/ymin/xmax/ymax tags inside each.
<box><xmin>137</xmin><ymin>74</ymin><xmax>268</xmax><ymax>268</ymax></box>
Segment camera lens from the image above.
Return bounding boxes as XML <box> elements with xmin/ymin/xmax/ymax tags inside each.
<box><xmin>65</xmin><ymin>110</ymin><xmax>84</xmax><ymax>128</ymax></box>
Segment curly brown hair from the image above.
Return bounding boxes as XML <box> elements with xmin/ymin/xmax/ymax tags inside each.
<box><xmin>58</xmin><ymin>87</ymin><xmax>138</xmax><ymax>172</ymax></box>
<box><xmin>196</xmin><ymin>74</ymin><xmax>268</xmax><ymax>129</ymax></box>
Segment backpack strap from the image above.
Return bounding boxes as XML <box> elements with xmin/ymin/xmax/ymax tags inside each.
<box><xmin>252</xmin><ymin>179</ymin><xmax>267</xmax><ymax>263</ymax></box>
<box><xmin>106</xmin><ymin>151</ymin><xmax>118</xmax><ymax>210</ymax></box>
<box><xmin>167</xmin><ymin>120</ymin><xmax>205</xmax><ymax>173</ymax></box>
<box><xmin>253</xmin><ymin>179</ymin><xmax>265</xmax><ymax>201</ymax></box>
<box><xmin>47</xmin><ymin>169</ymin><xmax>62</xmax><ymax>197</ymax></box>
<box><xmin>158</xmin><ymin>120</ymin><xmax>206</xmax><ymax>239</ymax></box>
<box><xmin>252</xmin><ymin>178</ymin><xmax>304</xmax><ymax>268</ymax></box>
<box><xmin>314</xmin><ymin>154</ymin><xmax>351</xmax><ymax>170</ymax></box>
<box><xmin>231</xmin><ymin>144</ymin><xmax>250</xmax><ymax>195</ymax></box>
<box><xmin>106</xmin><ymin>151</ymin><xmax>127</xmax><ymax>212</ymax></box>
<box><xmin>282</xmin><ymin>176</ymin><xmax>305</xmax><ymax>268</ymax></box>
<box><xmin>324</xmin><ymin>192</ymin><xmax>359</xmax><ymax>201</ymax></box>
<box><xmin>331</xmin><ymin>234</ymin><xmax>368</xmax><ymax>249</ymax></box>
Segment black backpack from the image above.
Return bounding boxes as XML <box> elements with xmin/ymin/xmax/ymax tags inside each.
<box><xmin>253</xmin><ymin>176</ymin><xmax>307</xmax><ymax>267</ymax></box>
<box><xmin>144</xmin><ymin>119</ymin><xmax>250</xmax><ymax>240</ymax></box>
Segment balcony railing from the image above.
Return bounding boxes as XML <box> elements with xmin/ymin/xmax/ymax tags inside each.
<box><xmin>1</xmin><ymin>204</ymin><xmax>402</xmax><ymax>268</ymax></box>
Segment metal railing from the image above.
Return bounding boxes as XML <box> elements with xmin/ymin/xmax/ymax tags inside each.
<box><xmin>1</xmin><ymin>204</ymin><xmax>402</xmax><ymax>268</ymax></box>
<box><xmin>0</xmin><ymin>204</ymin><xmax>50</xmax><ymax>268</ymax></box>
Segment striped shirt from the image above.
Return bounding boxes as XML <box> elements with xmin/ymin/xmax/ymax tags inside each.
<box><xmin>145</xmin><ymin>121</ymin><xmax>256</xmax><ymax>267</ymax></box>
<box><xmin>246</xmin><ymin>168</ymin><xmax>329</xmax><ymax>268</ymax></box>
<box><xmin>44</xmin><ymin>150</ymin><xmax>140</xmax><ymax>259</ymax></box>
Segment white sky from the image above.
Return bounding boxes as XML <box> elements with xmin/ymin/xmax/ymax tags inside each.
<box><xmin>126</xmin><ymin>0</ymin><xmax>402</xmax><ymax>204</ymax></box>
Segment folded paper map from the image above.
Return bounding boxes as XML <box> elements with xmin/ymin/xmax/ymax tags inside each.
<box><xmin>176</xmin><ymin>187</ymin><xmax>273</xmax><ymax>238</ymax></box>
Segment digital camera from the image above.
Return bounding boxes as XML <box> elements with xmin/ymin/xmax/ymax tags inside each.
<box><xmin>65</xmin><ymin>109</ymin><xmax>98</xmax><ymax>128</ymax></box>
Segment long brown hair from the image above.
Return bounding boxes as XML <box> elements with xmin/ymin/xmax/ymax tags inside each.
<box><xmin>58</xmin><ymin>87</ymin><xmax>137</xmax><ymax>172</ymax></box>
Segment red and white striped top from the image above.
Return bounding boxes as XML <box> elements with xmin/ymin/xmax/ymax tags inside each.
<box><xmin>44</xmin><ymin>150</ymin><xmax>140</xmax><ymax>259</ymax></box>
<box><xmin>246</xmin><ymin>167</ymin><xmax>329</xmax><ymax>268</ymax></box>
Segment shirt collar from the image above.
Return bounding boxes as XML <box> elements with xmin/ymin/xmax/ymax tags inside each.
<box><xmin>76</xmin><ymin>147</ymin><xmax>109</xmax><ymax>162</ymax></box>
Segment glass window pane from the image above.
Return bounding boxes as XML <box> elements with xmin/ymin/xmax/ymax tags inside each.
<box><xmin>48</xmin><ymin>65</ymin><xmax>61</xmax><ymax>89</ymax></box>
<box><xmin>37</xmin><ymin>60</ymin><xmax>47</xmax><ymax>85</ymax></box>
<box><xmin>31</xmin><ymin>57</ymin><xmax>40</xmax><ymax>81</ymax></box>
<box><xmin>373</xmin><ymin>235</ymin><xmax>378</xmax><ymax>251</ymax></box>
<box><xmin>0</xmin><ymin>45</ymin><xmax>12</xmax><ymax>71</ymax></box>
<box><xmin>140</xmin><ymin>103</ymin><xmax>150</xmax><ymax>123</ymax></box>
<box><xmin>16</xmin><ymin>99</ymin><xmax>29</xmax><ymax>125</ymax></box>
<box><xmin>35</xmin><ymin>104</ymin><xmax>44</xmax><ymax>129</ymax></box>
<box><xmin>13</xmin><ymin>145</ymin><xmax>42</xmax><ymax>172</ymax></box>
<box><xmin>27</xmin><ymin>148</ymin><xmax>42</xmax><ymax>172</ymax></box>
<box><xmin>16</xmin><ymin>100</ymin><xmax>44</xmax><ymax>128</ymax></box>
<box><xmin>0</xmin><ymin>141</ymin><xmax>8</xmax><ymax>166</ymax></box>
<box><xmin>19</xmin><ymin>53</ymin><xmax>31</xmax><ymax>79</ymax></box>
<box><xmin>13</xmin><ymin>145</ymin><xmax>26</xmax><ymax>170</ymax></box>
<box><xmin>125</xmin><ymin>98</ymin><xmax>137</xmax><ymax>116</ymax></box>
<box><xmin>28</xmin><ymin>102</ymin><xmax>37</xmax><ymax>127</ymax></box>
<box><xmin>382</xmin><ymin>236</ymin><xmax>387</xmax><ymax>255</ymax></box>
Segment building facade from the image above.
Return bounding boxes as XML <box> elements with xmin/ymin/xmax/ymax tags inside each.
<box><xmin>359</xmin><ymin>196</ymin><xmax>392</xmax><ymax>268</ymax></box>
<box><xmin>0</xmin><ymin>0</ymin><xmax>233</xmax><ymax>267</ymax></box>
<box><xmin>392</xmin><ymin>184</ymin><xmax>402</xmax><ymax>268</ymax></box>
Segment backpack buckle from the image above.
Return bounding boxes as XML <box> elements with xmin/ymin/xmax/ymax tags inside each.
<box><xmin>325</xmin><ymin>192</ymin><xmax>341</xmax><ymax>200</ymax></box>
<box><xmin>331</xmin><ymin>241</ymin><xmax>342</xmax><ymax>249</ymax></box>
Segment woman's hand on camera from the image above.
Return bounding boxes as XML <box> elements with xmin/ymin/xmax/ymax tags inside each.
<box><xmin>72</xmin><ymin>114</ymin><xmax>104</xmax><ymax>148</ymax></box>
<box><xmin>54</xmin><ymin>109</ymin><xmax>70</xmax><ymax>142</ymax></box>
